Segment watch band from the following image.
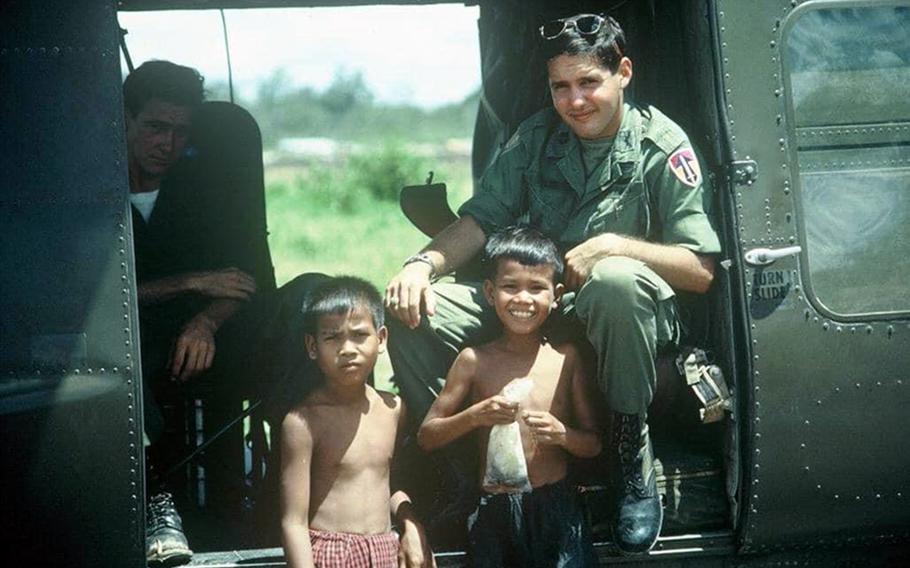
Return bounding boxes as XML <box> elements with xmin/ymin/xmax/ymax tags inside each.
<box><xmin>403</xmin><ymin>252</ymin><xmax>437</xmax><ymax>278</ymax></box>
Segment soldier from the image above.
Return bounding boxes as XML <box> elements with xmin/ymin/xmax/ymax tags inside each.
<box><xmin>384</xmin><ymin>14</ymin><xmax>721</xmax><ymax>555</ymax></box>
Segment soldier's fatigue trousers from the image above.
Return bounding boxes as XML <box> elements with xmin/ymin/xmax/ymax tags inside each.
<box><xmin>389</xmin><ymin>256</ymin><xmax>681</xmax><ymax>422</ymax></box>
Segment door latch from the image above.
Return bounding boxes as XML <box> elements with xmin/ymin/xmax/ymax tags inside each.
<box><xmin>728</xmin><ymin>159</ymin><xmax>758</xmax><ymax>186</ymax></box>
<box><xmin>744</xmin><ymin>245</ymin><xmax>802</xmax><ymax>267</ymax></box>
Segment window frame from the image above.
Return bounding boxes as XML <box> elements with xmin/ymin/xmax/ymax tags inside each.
<box><xmin>781</xmin><ymin>0</ymin><xmax>910</xmax><ymax>322</ymax></box>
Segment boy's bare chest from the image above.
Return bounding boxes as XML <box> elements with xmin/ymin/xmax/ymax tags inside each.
<box><xmin>312</xmin><ymin>409</ymin><xmax>397</xmax><ymax>472</ymax></box>
<box><xmin>473</xmin><ymin>353</ymin><xmax>569</xmax><ymax>412</ymax></box>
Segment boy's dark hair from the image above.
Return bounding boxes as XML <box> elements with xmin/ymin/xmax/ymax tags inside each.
<box><xmin>483</xmin><ymin>226</ymin><xmax>564</xmax><ymax>281</ymax></box>
<box><xmin>123</xmin><ymin>60</ymin><xmax>205</xmax><ymax>117</ymax></box>
<box><xmin>303</xmin><ymin>276</ymin><xmax>385</xmax><ymax>335</ymax></box>
<box><xmin>541</xmin><ymin>15</ymin><xmax>626</xmax><ymax>73</ymax></box>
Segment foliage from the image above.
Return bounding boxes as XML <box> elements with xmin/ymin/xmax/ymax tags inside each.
<box><xmin>320</xmin><ymin>70</ymin><xmax>374</xmax><ymax>115</ymax></box>
<box><xmin>350</xmin><ymin>141</ymin><xmax>429</xmax><ymax>202</ymax></box>
<box><xmin>208</xmin><ymin>70</ymin><xmax>479</xmax><ymax>148</ymax></box>
<box><xmin>291</xmin><ymin>160</ymin><xmax>365</xmax><ymax>214</ymax></box>
<box><xmin>271</xmin><ymin>140</ymin><xmax>430</xmax><ymax>215</ymax></box>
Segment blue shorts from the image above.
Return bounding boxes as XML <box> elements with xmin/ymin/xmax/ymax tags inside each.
<box><xmin>467</xmin><ymin>479</ymin><xmax>596</xmax><ymax>567</ymax></box>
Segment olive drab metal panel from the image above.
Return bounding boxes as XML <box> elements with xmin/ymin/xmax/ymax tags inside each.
<box><xmin>0</xmin><ymin>0</ymin><xmax>146</xmax><ymax>566</ymax></box>
<box><xmin>717</xmin><ymin>0</ymin><xmax>910</xmax><ymax>552</ymax></box>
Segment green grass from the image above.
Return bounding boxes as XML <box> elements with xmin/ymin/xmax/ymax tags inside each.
<box><xmin>266</xmin><ymin>159</ymin><xmax>472</xmax><ymax>289</ymax></box>
<box><xmin>264</xmin><ymin>154</ymin><xmax>474</xmax><ymax>388</ymax></box>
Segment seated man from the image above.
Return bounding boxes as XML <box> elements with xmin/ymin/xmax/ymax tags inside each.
<box><xmin>385</xmin><ymin>15</ymin><xmax>721</xmax><ymax>555</ymax></box>
<box><xmin>123</xmin><ymin>60</ymin><xmax>321</xmax><ymax>564</ymax></box>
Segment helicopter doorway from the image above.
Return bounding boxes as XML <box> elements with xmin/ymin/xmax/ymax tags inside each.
<box><xmin>118</xmin><ymin>2</ymin><xmax>482</xmax><ymax>555</ymax></box>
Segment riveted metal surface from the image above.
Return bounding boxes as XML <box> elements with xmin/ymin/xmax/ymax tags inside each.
<box><xmin>796</xmin><ymin>122</ymin><xmax>910</xmax><ymax>147</ymax></box>
<box><xmin>719</xmin><ymin>0</ymin><xmax>910</xmax><ymax>552</ymax></box>
<box><xmin>718</xmin><ymin>0</ymin><xmax>797</xmax><ymax>251</ymax></box>
<box><xmin>0</xmin><ymin>0</ymin><xmax>145</xmax><ymax>566</ymax></box>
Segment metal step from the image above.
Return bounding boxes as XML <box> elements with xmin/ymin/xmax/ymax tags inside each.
<box><xmin>184</xmin><ymin>547</ymin><xmax>284</xmax><ymax>567</ymax></box>
<box><xmin>183</xmin><ymin>531</ymin><xmax>735</xmax><ymax>567</ymax></box>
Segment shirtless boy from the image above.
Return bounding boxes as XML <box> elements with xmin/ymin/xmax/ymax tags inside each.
<box><xmin>281</xmin><ymin>277</ymin><xmax>433</xmax><ymax>568</ymax></box>
<box><xmin>418</xmin><ymin>227</ymin><xmax>602</xmax><ymax>567</ymax></box>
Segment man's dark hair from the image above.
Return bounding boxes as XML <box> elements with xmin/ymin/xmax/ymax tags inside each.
<box><xmin>303</xmin><ymin>276</ymin><xmax>385</xmax><ymax>335</ymax></box>
<box><xmin>123</xmin><ymin>60</ymin><xmax>205</xmax><ymax>117</ymax></box>
<box><xmin>483</xmin><ymin>226</ymin><xmax>564</xmax><ymax>281</ymax></box>
<box><xmin>541</xmin><ymin>15</ymin><xmax>627</xmax><ymax>73</ymax></box>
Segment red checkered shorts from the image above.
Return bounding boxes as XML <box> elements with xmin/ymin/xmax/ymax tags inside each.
<box><xmin>309</xmin><ymin>528</ymin><xmax>399</xmax><ymax>568</ymax></box>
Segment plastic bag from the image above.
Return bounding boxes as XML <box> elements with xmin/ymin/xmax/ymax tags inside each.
<box><xmin>482</xmin><ymin>378</ymin><xmax>534</xmax><ymax>493</ymax></box>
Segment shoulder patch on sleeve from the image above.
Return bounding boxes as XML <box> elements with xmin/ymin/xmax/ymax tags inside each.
<box><xmin>668</xmin><ymin>148</ymin><xmax>702</xmax><ymax>188</ymax></box>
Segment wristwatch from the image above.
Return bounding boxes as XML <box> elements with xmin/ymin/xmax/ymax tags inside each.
<box><xmin>403</xmin><ymin>252</ymin><xmax>437</xmax><ymax>278</ymax></box>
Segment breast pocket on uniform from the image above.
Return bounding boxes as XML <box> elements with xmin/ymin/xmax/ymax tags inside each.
<box><xmin>528</xmin><ymin>178</ymin><xmax>573</xmax><ymax>237</ymax></box>
<box><xmin>585</xmin><ymin>179</ymin><xmax>647</xmax><ymax>238</ymax></box>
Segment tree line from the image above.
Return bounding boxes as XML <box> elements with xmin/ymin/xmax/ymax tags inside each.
<box><xmin>209</xmin><ymin>69</ymin><xmax>479</xmax><ymax>148</ymax></box>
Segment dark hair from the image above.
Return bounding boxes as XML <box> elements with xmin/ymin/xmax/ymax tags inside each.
<box><xmin>541</xmin><ymin>15</ymin><xmax>626</xmax><ymax>73</ymax></box>
<box><xmin>123</xmin><ymin>60</ymin><xmax>205</xmax><ymax>117</ymax></box>
<box><xmin>303</xmin><ymin>276</ymin><xmax>385</xmax><ymax>335</ymax></box>
<box><xmin>484</xmin><ymin>226</ymin><xmax>563</xmax><ymax>281</ymax></box>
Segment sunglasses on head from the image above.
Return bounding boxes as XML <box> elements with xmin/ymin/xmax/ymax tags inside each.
<box><xmin>539</xmin><ymin>14</ymin><xmax>606</xmax><ymax>40</ymax></box>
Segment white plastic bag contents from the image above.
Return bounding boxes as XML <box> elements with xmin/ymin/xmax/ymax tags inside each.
<box><xmin>482</xmin><ymin>378</ymin><xmax>534</xmax><ymax>493</ymax></box>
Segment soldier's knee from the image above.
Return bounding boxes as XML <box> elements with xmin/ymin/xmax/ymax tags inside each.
<box><xmin>581</xmin><ymin>256</ymin><xmax>648</xmax><ymax>311</ymax></box>
<box><xmin>386</xmin><ymin>313</ymin><xmax>433</xmax><ymax>361</ymax></box>
<box><xmin>386</xmin><ymin>314</ymin><xmax>410</xmax><ymax>343</ymax></box>
<box><xmin>386</xmin><ymin>313</ymin><xmax>414</xmax><ymax>340</ymax></box>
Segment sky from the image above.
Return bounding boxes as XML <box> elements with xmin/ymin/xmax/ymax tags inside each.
<box><xmin>118</xmin><ymin>4</ymin><xmax>482</xmax><ymax>109</ymax></box>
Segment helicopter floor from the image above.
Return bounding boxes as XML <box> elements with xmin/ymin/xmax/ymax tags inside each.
<box><xmin>178</xmin><ymin>529</ymin><xmax>736</xmax><ymax>566</ymax></box>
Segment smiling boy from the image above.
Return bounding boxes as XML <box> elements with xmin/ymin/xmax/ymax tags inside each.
<box><xmin>418</xmin><ymin>227</ymin><xmax>602</xmax><ymax>567</ymax></box>
<box><xmin>280</xmin><ymin>277</ymin><xmax>432</xmax><ymax>568</ymax></box>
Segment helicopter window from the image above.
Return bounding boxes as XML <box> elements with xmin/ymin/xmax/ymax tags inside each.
<box><xmin>783</xmin><ymin>4</ymin><xmax>910</xmax><ymax>319</ymax></box>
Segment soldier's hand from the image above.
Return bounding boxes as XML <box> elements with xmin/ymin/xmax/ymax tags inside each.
<box><xmin>170</xmin><ymin>316</ymin><xmax>217</xmax><ymax>382</ymax></box>
<box><xmin>471</xmin><ymin>395</ymin><xmax>519</xmax><ymax>427</ymax></box>
<box><xmin>523</xmin><ymin>410</ymin><xmax>567</xmax><ymax>447</ymax></box>
<box><xmin>385</xmin><ymin>263</ymin><xmax>436</xmax><ymax>329</ymax></box>
<box><xmin>189</xmin><ymin>268</ymin><xmax>257</xmax><ymax>300</ymax></box>
<box><xmin>564</xmin><ymin>233</ymin><xmax>628</xmax><ymax>290</ymax></box>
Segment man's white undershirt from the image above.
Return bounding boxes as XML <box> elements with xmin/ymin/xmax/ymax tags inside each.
<box><xmin>130</xmin><ymin>189</ymin><xmax>160</xmax><ymax>223</ymax></box>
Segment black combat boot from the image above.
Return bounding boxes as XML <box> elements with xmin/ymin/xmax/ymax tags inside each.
<box><xmin>146</xmin><ymin>491</ymin><xmax>192</xmax><ymax>566</ymax></box>
<box><xmin>612</xmin><ymin>412</ymin><xmax>662</xmax><ymax>555</ymax></box>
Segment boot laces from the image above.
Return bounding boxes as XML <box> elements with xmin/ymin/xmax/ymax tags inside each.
<box><xmin>148</xmin><ymin>491</ymin><xmax>182</xmax><ymax>532</ymax></box>
<box><xmin>615</xmin><ymin>416</ymin><xmax>648</xmax><ymax>498</ymax></box>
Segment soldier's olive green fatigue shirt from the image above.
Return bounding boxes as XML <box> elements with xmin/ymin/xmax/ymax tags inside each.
<box><xmin>459</xmin><ymin>103</ymin><xmax>721</xmax><ymax>257</ymax></box>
